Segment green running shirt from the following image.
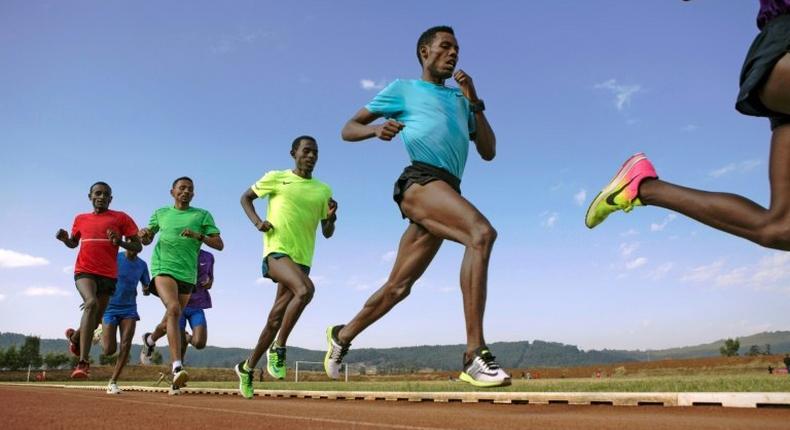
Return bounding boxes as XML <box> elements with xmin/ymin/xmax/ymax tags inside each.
<box><xmin>251</xmin><ymin>170</ymin><xmax>332</xmax><ymax>267</ymax></box>
<box><xmin>147</xmin><ymin>206</ymin><xmax>220</xmax><ymax>284</ymax></box>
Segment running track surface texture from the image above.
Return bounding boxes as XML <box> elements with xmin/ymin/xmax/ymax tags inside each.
<box><xmin>3</xmin><ymin>385</ymin><xmax>790</xmax><ymax>430</ymax></box>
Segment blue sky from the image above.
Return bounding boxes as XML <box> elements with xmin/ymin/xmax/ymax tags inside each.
<box><xmin>2</xmin><ymin>1</ymin><xmax>788</xmax><ymax>353</ymax></box>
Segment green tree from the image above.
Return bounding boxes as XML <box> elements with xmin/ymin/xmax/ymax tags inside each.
<box><xmin>152</xmin><ymin>350</ymin><xmax>163</xmax><ymax>365</ymax></box>
<box><xmin>99</xmin><ymin>354</ymin><xmax>118</xmax><ymax>365</ymax></box>
<box><xmin>719</xmin><ymin>338</ymin><xmax>740</xmax><ymax>357</ymax></box>
<box><xmin>43</xmin><ymin>352</ymin><xmax>71</xmax><ymax>369</ymax></box>
<box><xmin>747</xmin><ymin>345</ymin><xmax>761</xmax><ymax>356</ymax></box>
<box><xmin>4</xmin><ymin>346</ymin><xmax>21</xmax><ymax>370</ymax></box>
<box><xmin>19</xmin><ymin>336</ymin><xmax>42</xmax><ymax>368</ymax></box>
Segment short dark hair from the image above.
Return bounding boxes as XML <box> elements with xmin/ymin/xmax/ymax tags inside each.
<box><xmin>89</xmin><ymin>181</ymin><xmax>111</xmax><ymax>194</ymax></box>
<box><xmin>171</xmin><ymin>176</ymin><xmax>193</xmax><ymax>189</ymax></box>
<box><xmin>291</xmin><ymin>135</ymin><xmax>316</xmax><ymax>153</ymax></box>
<box><xmin>416</xmin><ymin>26</ymin><xmax>454</xmax><ymax>65</ymax></box>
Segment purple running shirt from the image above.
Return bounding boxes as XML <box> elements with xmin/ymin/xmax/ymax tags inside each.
<box><xmin>758</xmin><ymin>0</ymin><xmax>790</xmax><ymax>29</ymax></box>
<box><xmin>186</xmin><ymin>250</ymin><xmax>214</xmax><ymax>309</ymax></box>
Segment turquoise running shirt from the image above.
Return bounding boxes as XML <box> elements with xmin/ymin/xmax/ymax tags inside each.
<box><xmin>365</xmin><ymin>79</ymin><xmax>476</xmax><ymax>179</ymax></box>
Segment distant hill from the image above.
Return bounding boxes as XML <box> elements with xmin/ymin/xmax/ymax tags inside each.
<box><xmin>2</xmin><ymin>331</ymin><xmax>788</xmax><ymax>370</ymax></box>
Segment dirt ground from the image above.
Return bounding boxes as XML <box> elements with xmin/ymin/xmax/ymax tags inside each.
<box><xmin>3</xmin><ymin>384</ymin><xmax>790</xmax><ymax>430</ymax></box>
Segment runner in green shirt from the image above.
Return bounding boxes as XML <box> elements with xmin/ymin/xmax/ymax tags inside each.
<box><xmin>137</xmin><ymin>176</ymin><xmax>223</xmax><ymax>395</ymax></box>
<box><xmin>234</xmin><ymin>136</ymin><xmax>337</xmax><ymax>399</ymax></box>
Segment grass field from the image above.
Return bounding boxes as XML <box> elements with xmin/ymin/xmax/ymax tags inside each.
<box><xmin>46</xmin><ymin>374</ymin><xmax>790</xmax><ymax>393</ymax></box>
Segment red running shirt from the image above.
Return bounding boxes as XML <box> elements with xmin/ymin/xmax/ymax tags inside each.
<box><xmin>71</xmin><ymin>210</ymin><xmax>139</xmax><ymax>278</ymax></box>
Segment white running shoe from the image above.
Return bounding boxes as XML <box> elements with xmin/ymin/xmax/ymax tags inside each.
<box><xmin>173</xmin><ymin>367</ymin><xmax>189</xmax><ymax>389</ymax></box>
<box><xmin>106</xmin><ymin>382</ymin><xmax>121</xmax><ymax>394</ymax></box>
<box><xmin>459</xmin><ymin>347</ymin><xmax>511</xmax><ymax>387</ymax></box>
<box><xmin>139</xmin><ymin>332</ymin><xmax>155</xmax><ymax>365</ymax></box>
<box><xmin>323</xmin><ymin>325</ymin><xmax>350</xmax><ymax>380</ymax></box>
<box><xmin>92</xmin><ymin>326</ymin><xmax>103</xmax><ymax>345</ymax></box>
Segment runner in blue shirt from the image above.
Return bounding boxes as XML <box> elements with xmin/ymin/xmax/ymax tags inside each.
<box><xmin>324</xmin><ymin>26</ymin><xmax>509</xmax><ymax>387</ymax></box>
<box><xmin>99</xmin><ymin>249</ymin><xmax>150</xmax><ymax>394</ymax></box>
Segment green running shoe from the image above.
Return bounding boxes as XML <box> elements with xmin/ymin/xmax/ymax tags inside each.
<box><xmin>266</xmin><ymin>346</ymin><xmax>287</xmax><ymax>380</ymax></box>
<box><xmin>234</xmin><ymin>361</ymin><xmax>254</xmax><ymax>399</ymax></box>
<box><xmin>585</xmin><ymin>153</ymin><xmax>658</xmax><ymax>229</ymax></box>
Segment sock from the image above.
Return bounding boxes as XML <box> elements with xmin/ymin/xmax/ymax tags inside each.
<box><xmin>243</xmin><ymin>360</ymin><xmax>252</xmax><ymax>372</ymax></box>
<box><xmin>146</xmin><ymin>334</ymin><xmax>156</xmax><ymax>347</ymax></box>
<box><xmin>172</xmin><ymin>360</ymin><xmax>182</xmax><ymax>372</ymax></box>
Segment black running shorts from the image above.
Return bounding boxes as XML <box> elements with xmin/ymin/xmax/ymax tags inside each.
<box><xmin>393</xmin><ymin>161</ymin><xmax>462</xmax><ymax>220</ymax></box>
<box><xmin>736</xmin><ymin>14</ymin><xmax>790</xmax><ymax>130</ymax></box>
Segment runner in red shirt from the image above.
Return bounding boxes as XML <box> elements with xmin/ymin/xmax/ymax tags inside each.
<box><xmin>56</xmin><ymin>182</ymin><xmax>141</xmax><ymax>378</ymax></box>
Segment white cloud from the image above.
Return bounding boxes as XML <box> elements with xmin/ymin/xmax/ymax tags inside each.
<box><xmin>22</xmin><ymin>286</ymin><xmax>71</xmax><ymax>297</ymax></box>
<box><xmin>573</xmin><ymin>189</ymin><xmax>587</xmax><ymax>206</ymax></box>
<box><xmin>682</xmin><ymin>124</ymin><xmax>699</xmax><ymax>132</ymax></box>
<box><xmin>360</xmin><ymin>79</ymin><xmax>386</xmax><ymax>91</ymax></box>
<box><xmin>647</xmin><ymin>262</ymin><xmax>675</xmax><ymax>281</ymax></box>
<box><xmin>626</xmin><ymin>257</ymin><xmax>647</xmax><ymax>270</ymax></box>
<box><xmin>210</xmin><ymin>29</ymin><xmax>275</xmax><ymax>54</ymax></box>
<box><xmin>255</xmin><ymin>277</ymin><xmax>269</xmax><ymax>285</ymax></box>
<box><xmin>62</xmin><ymin>265</ymin><xmax>73</xmax><ymax>274</ymax></box>
<box><xmin>594</xmin><ymin>79</ymin><xmax>642</xmax><ymax>111</ymax></box>
<box><xmin>650</xmin><ymin>214</ymin><xmax>677</xmax><ymax>232</ymax></box>
<box><xmin>541</xmin><ymin>212</ymin><xmax>558</xmax><ymax>228</ymax></box>
<box><xmin>620</xmin><ymin>228</ymin><xmax>639</xmax><ymax>237</ymax></box>
<box><xmin>381</xmin><ymin>250</ymin><xmax>397</xmax><ymax>263</ymax></box>
<box><xmin>619</xmin><ymin>242</ymin><xmax>639</xmax><ymax>257</ymax></box>
<box><xmin>709</xmin><ymin>159</ymin><xmax>761</xmax><ymax>178</ymax></box>
<box><xmin>681</xmin><ymin>260</ymin><xmax>725</xmax><ymax>283</ymax></box>
<box><xmin>0</xmin><ymin>249</ymin><xmax>49</xmax><ymax>268</ymax></box>
<box><xmin>0</xmin><ymin>294</ymin><xmax>5</xmax><ymax>301</ymax></box>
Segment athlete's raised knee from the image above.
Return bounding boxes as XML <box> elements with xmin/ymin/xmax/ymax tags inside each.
<box><xmin>758</xmin><ymin>218</ymin><xmax>790</xmax><ymax>250</ymax></box>
<box><xmin>469</xmin><ymin>222</ymin><xmax>497</xmax><ymax>250</ymax></box>
<box><xmin>165</xmin><ymin>303</ymin><xmax>181</xmax><ymax>319</ymax></box>
<box><xmin>292</xmin><ymin>282</ymin><xmax>315</xmax><ymax>305</ymax></box>
<box><xmin>82</xmin><ymin>297</ymin><xmax>98</xmax><ymax>313</ymax></box>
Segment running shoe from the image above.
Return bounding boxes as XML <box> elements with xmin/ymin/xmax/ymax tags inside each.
<box><xmin>585</xmin><ymin>153</ymin><xmax>658</xmax><ymax>229</ymax></box>
<box><xmin>106</xmin><ymin>381</ymin><xmax>121</xmax><ymax>394</ymax></box>
<box><xmin>459</xmin><ymin>346</ymin><xmax>511</xmax><ymax>388</ymax></box>
<box><xmin>234</xmin><ymin>361</ymin><xmax>254</xmax><ymax>399</ymax></box>
<box><xmin>71</xmin><ymin>360</ymin><xmax>90</xmax><ymax>379</ymax></box>
<box><xmin>65</xmin><ymin>328</ymin><xmax>79</xmax><ymax>357</ymax></box>
<box><xmin>324</xmin><ymin>325</ymin><xmax>350</xmax><ymax>380</ymax></box>
<box><xmin>172</xmin><ymin>366</ymin><xmax>189</xmax><ymax>389</ymax></box>
<box><xmin>266</xmin><ymin>345</ymin><xmax>287</xmax><ymax>380</ymax></box>
<box><xmin>92</xmin><ymin>326</ymin><xmax>103</xmax><ymax>345</ymax></box>
<box><xmin>139</xmin><ymin>332</ymin><xmax>155</xmax><ymax>365</ymax></box>
<box><xmin>168</xmin><ymin>385</ymin><xmax>181</xmax><ymax>396</ymax></box>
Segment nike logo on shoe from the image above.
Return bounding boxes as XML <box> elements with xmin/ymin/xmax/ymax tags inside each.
<box><xmin>605</xmin><ymin>177</ymin><xmax>636</xmax><ymax>206</ymax></box>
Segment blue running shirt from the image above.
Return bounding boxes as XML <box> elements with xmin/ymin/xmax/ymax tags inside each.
<box><xmin>109</xmin><ymin>253</ymin><xmax>150</xmax><ymax>310</ymax></box>
<box><xmin>365</xmin><ymin>79</ymin><xmax>476</xmax><ymax>179</ymax></box>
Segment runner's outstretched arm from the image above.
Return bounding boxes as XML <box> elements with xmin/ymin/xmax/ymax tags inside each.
<box><xmin>341</xmin><ymin>108</ymin><xmax>404</xmax><ymax>142</ymax></box>
<box><xmin>240</xmin><ymin>188</ymin><xmax>274</xmax><ymax>232</ymax></box>
<box><xmin>55</xmin><ymin>229</ymin><xmax>80</xmax><ymax>248</ymax></box>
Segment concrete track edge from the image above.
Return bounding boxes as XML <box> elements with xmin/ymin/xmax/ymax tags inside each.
<box><xmin>4</xmin><ymin>383</ymin><xmax>790</xmax><ymax>408</ymax></box>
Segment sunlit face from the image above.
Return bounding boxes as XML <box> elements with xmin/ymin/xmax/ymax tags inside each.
<box><xmin>171</xmin><ymin>179</ymin><xmax>194</xmax><ymax>204</ymax></box>
<box><xmin>89</xmin><ymin>184</ymin><xmax>112</xmax><ymax>212</ymax></box>
<box><xmin>291</xmin><ymin>139</ymin><xmax>318</xmax><ymax>174</ymax></box>
<box><xmin>421</xmin><ymin>32</ymin><xmax>459</xmax><ymax>80</ymax></box>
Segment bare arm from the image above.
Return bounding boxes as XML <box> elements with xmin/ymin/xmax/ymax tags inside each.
<box><xmin>454</xmin><ymin>70</ymin><xmax>496</xmax><ymax>161</ymax></box>
<box><xmin>240</xmin><ymin>188</ymin><xmax>274</xmax><ymax>232</ymax></box>
<box><xmin>321</xmin><ymin>198</ymin><xmax>338</xmax><ymax>239</ymax></box>
<box><xmin>107</xmin><ymin>229</ymin><xmax>143</xmax><ymax>253</ymax></box>
<box><xmin>55</xmin><ymin>229</ymin><xmax>79</xmax><ymax>248</ymax></box>
<box><xmin>341</xmin><ymin>108</ymin><xmax>404</xmax><ymax>142</ymax></box>
<box><xmin>138</xmin><ymin>228</ymin><xmax>155</xmax><ymax>246</ymax></box>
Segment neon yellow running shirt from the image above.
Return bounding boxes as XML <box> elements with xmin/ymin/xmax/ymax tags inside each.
<box><xmin>251</xmin><ymin>170</ymin><xmax>332</xmax><ymax>267</ymax></box>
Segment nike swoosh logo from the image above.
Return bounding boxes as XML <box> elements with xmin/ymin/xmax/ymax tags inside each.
<box><xmin>605</xmin><ymin>177</ymin><xmax>636</xmax><ymax>206</ymax></box>
<box><xmin>478</xmin><ymin>371</ymin><xmax>501</xmax><ymax>377</ymax></box>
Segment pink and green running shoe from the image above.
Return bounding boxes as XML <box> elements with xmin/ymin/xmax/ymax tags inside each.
<box><xmin>585</xmin><ymin>153</ymin><xmax>658</xmax><ymax>229</ymax></box>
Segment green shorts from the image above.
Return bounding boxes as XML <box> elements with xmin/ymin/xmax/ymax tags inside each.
<box><xmin>261</xmin><ymin>253</ymin><xmax>310</xmax><ymax>283</ymax></box>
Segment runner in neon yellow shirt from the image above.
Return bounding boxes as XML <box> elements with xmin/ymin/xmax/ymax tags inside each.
<box><xmin>234</xmin><ymin>136</ymin><xmax>337</xmax><ymax>399</ymax></box>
